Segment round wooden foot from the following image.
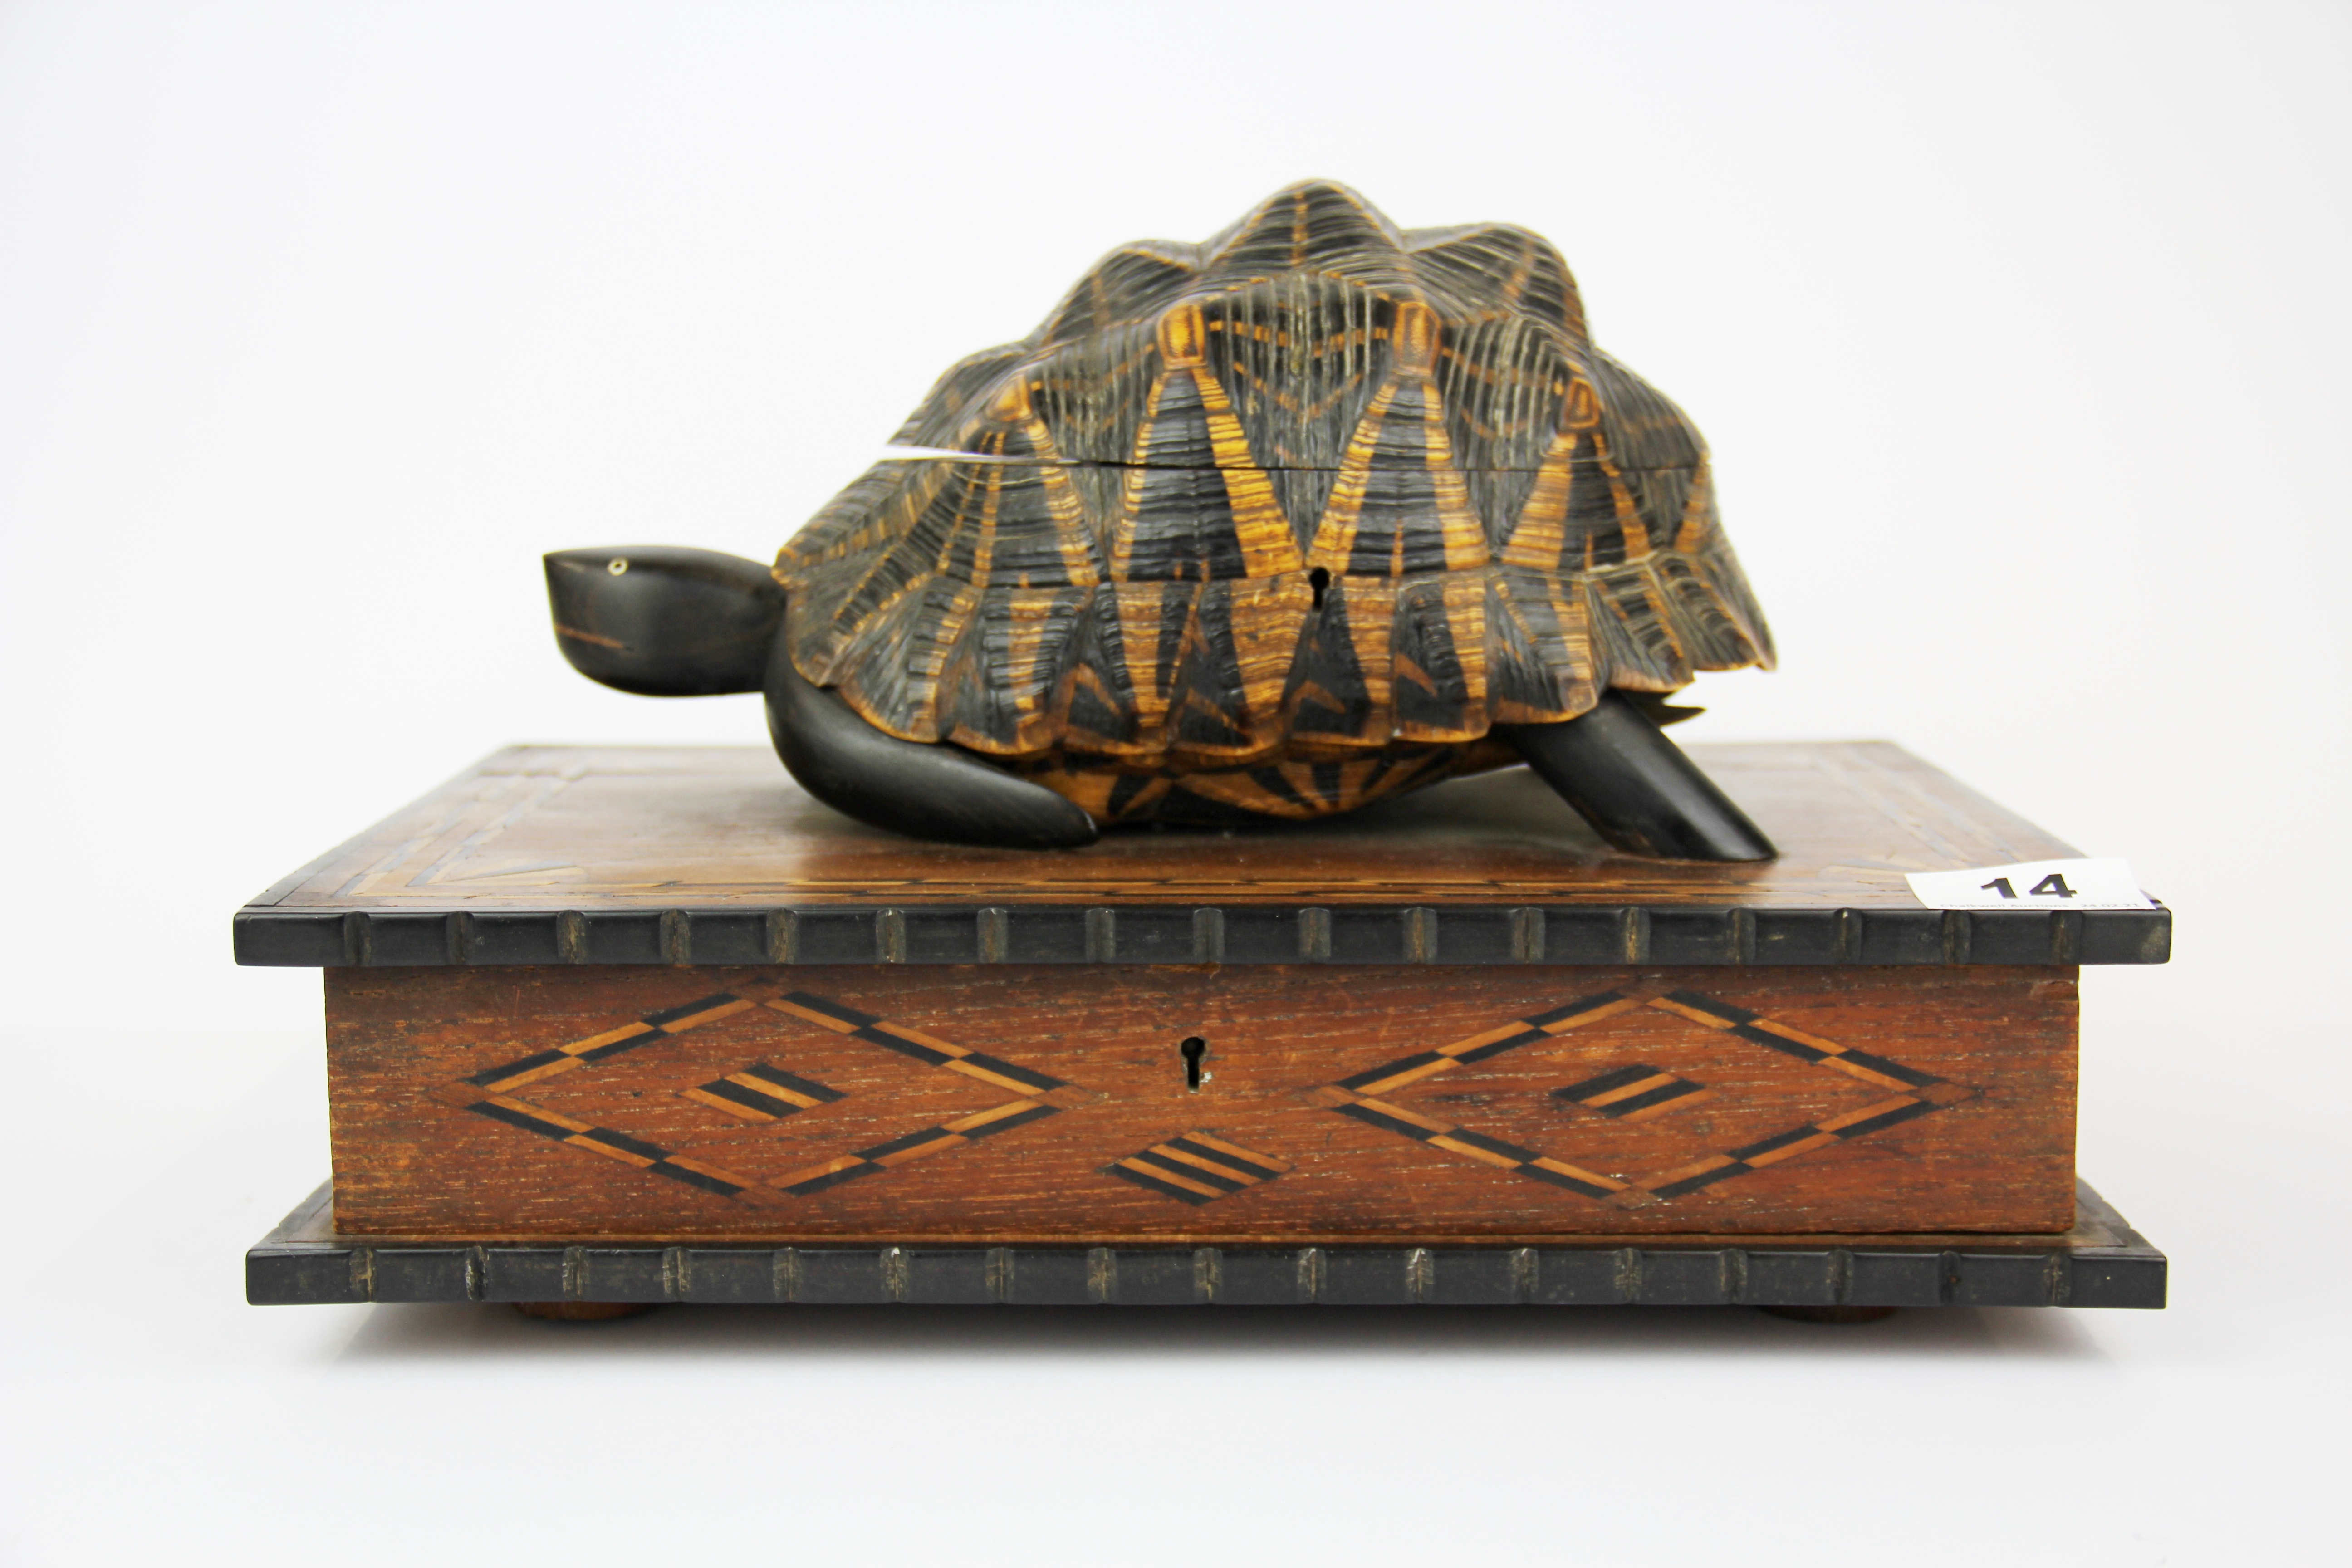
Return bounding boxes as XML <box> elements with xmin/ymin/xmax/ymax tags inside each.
<box><xmin>512</xmin><ymin>1300</ymin><xmax>654</xmax><ymax>1322</ymax></box>
<box><xmin>1758</xmin><ymin>1304</ymin><xmax>1899</xmax><ymax>1323</ymax></box>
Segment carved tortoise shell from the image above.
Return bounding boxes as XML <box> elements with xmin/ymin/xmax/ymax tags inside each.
<box><xmin>774</xmin><ymin>180</ymin><xmax>1772</xmax><ymax>826</ymax></box>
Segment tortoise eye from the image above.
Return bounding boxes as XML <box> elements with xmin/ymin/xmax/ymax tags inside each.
<box><xmin>607</xmin><ymin>558</ymin><xmax>629</xmax><ymax>576</ymax></box>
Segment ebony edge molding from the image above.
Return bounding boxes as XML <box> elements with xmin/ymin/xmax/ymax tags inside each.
<box><xmin>246</xmin><ymin>1179</ymin><xmax>2166</xmax><ymax>1308</ymax></box>
<box><xmin>234</xmin><ymin>902</ymin><xmax>2171</xmax><ymax>968</ymax></box>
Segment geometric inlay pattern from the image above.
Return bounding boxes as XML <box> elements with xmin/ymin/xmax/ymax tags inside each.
<box><xmin>1107</xmin><ymin>1132</ymin><xmax>1292</xmax><ymax>1206</ymax></box>
<box><xmin>1553</xmin><ymin>1063</ymin><xmax>1711</xmax><ymax>1121</ymax></box>
<box><xmin>1311</xmin><ymin>981</ymin><xmax>1971</xmax><ymax>1207</ymax></box>
<box><xmin>436</xmin><ymin>983</ymin><xmax>1078</xmax><ymax>1206</ymax></box>
<box><xmin>685</xmin><ymin>1063</ymin><xmax>847</xmax><ymax>1122</ymax></box>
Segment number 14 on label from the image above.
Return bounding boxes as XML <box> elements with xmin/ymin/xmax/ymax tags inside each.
<box><xmin>1904</xmin><ymin>858</ymin><xmax>2156</xmax><ymax>912</ymax></box>
<box><xmin>1978</xmin><ymin>873</ymin><xmax>2077</xmax><ymax>901</ymax></box>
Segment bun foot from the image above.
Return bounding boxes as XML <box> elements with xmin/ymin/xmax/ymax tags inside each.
<box><xmin>512</xmin><ymin>1301</ymin><xmax>655</xmax><ymax>1322</ymax></box>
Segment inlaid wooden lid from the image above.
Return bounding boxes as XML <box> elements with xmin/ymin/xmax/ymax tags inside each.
<box><xmin>233</xmin><ymin>743</ymin><xmax>2168</xmax><ymax>968</ymax></box>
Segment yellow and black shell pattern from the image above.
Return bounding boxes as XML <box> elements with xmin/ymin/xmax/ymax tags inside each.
<box><xmin>776</xmin><ymin>181</ymin><xmax>1773</xmax><ymax>826</ymax></box>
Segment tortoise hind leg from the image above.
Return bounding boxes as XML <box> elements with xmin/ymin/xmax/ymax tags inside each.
<box><xmin>1497</xmin><ymin>693</ymin><xmax>1775</xmax><ymax>862</ymax></box>
<box><xmin>764</xmin><ymin>644</ymin><xmax>1099</xmax><ymax>850</ymax></box>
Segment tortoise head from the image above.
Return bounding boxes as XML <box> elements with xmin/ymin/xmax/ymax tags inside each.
<box><xmin>544</xmin><ymin>545</ymin><xmax>784</xmax><ymax>696</ymax></box>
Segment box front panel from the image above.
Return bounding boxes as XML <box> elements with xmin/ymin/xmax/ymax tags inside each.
<box><xmin>326</xmin><ymin>963</ymin><xmax>2077</xmax><ymax>1239</ymax></box>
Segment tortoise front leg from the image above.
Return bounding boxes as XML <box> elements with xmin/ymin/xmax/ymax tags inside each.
<box><xmin>764</xmin><ymin>642</ymin><xmax>1099</xmax><ymax>850</ymax></box>
<box><xmin>1497</xmin><ymin>693</ymin><xmax>1775</xmax><ymax>862</ymax></box>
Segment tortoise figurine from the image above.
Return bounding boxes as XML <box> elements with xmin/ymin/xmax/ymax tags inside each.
<box><xmin>546</xmin><ymin>180</ymin><xmax>1777</xmax><ymax>859</ymax></box>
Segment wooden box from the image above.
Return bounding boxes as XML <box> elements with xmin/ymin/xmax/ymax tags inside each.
<box><xmin>239</xmin><ymin>742</ymin><xmax>2168</xmax><ymax>1308</ymax></box>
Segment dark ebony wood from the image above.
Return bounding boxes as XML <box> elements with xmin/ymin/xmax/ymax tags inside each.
<box><xmin>545</xmin><ymin>546</ymin><xmax>780</xmax><ymax>696</ymax></box>
<box><xmin>1502</xmin><ymin>693</ymin><xmax>1775</xmax><ymax>861</ymax></box>
<box><xmin>245</xmin><ymin>1177</ymin><xmax>2166</xmax><ymax>1308</ymax></box>
<box><xmin>764</xmin><ymin>639</ymin><xmax>1100</xmax><ymax>849</ymax></box>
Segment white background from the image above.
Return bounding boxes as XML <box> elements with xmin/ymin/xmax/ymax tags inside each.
<box><xmin>1</xmin><ymin>2</ymin><xmax>2345</xmax><ymax>1563</ymax></box>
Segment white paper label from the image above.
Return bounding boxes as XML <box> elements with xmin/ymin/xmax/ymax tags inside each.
<box><xmin>1904</xmin><ymin>857</ymin><xmax>2155</xmax><ymax>911</ymax></box>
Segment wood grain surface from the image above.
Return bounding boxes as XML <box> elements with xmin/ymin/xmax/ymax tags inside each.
<box><xmin>256</xmin><ymin>740</ymin><xmax>2082</xmax><ymax>913</ymax></box>
<box><xmin>326</xmin><ymin>962</ymin><xmax>2078</xmax><ymax>1240</ymax></box>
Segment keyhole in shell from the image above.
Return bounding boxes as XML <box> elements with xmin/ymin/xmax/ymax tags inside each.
<box><xmin>1308</xmin><ymin>567</ymin><xmax>1330</xmax><ymax>609</ymax></box>
<box><xmin>1180</xmin><ymin>1036</ymin><xmax>1208</xmax><ymax>1091</ymax></box>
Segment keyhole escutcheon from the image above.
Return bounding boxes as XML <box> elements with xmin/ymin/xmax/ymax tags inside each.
<box><xmin>1180</xmin><ymin>1036</ymin><xmax>1209</xmax><ymax>1091</ymax></box>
